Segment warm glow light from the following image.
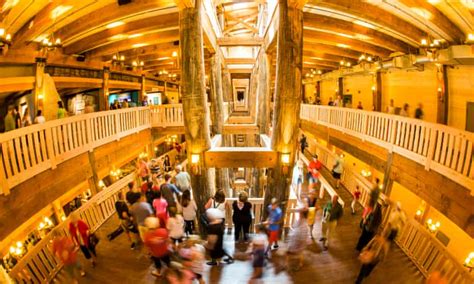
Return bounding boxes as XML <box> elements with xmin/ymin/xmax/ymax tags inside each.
<box><xmin>318</xmin><ymin>70</ymin><xmax>322</xmax><ymax>74</ymax></box>
<box><xmin>172</xmin><ymin>51</ymin><xmax>178</xmax><ymax>57</ymax></box>
<box><xmin>427</xmin><ymin>0</ymin><xmax>442</xmax><ymax>4</ymax></box>
<box><xmin>340</xmin><ymin>60</ymin><xmax>344</xmax><ymax>65</ymax></box>
<box><xmin>120</xmin><ymin>55</ymin><xmax>125</xmax><ymax>61</ymax></box>
<box><xmin>109</xmin><ymin>34</ymin><xmax>127</xmax><ymax>41</ymax></box>
<box><xmin>367</xmin><ymin>56</ymin><xmax>372</xmax><ymax>62</ymax></box>
<box><xmin>0</xmin><ymin>28</ymin><xmax>5</xmax><ymax>37</ymax></box>
<box><xmin>416</xmin><ymin>210</ymin><xmax>422</xmax><ymax>216</ymax></box>
<box><xmin>55</xmin><ymin>38</ymin><xmax>61</xmax><ymax>45</ymax></box>
<box><xmin>281</xmin><ymin>153</ymin><xmax>290</xmax><ymax>164</ymax></box>
<box><xmin>9</xmin><ymin>246</ymin><xmax>15</xmax><ymax>254</ymax></box>
<box><xmin>346</xmin><ymin>62</ymin><xmax>351</xmax><ymax>67</ymax></box>
<box><xmin>106</xmin><ymin>21</ymin><xmax>125</xmax><ymax>29</ymax></box>
<box><xmin>16</xmin><ymin>241</ymin><xmax>22</xmax><ymax>248</ymax></box>
<box><xmin>51</xmin><ymin>5</ymin><xmax>72</xmax><ymax>20</ymax></box>
<box><xmin>371</xmin><ymin>85</ymin><xmax>376</xmax><ymax>91</ymax></box>
<box><xmin>61</xmin><ymin>215</ymin><xmax>66</xmax><ymax>221</ymax></box>
<box><xmin>2</xmin><ymin>0</ymin><xmax>20</xmax><ymax>11</ymax></box>
<box><xmin>427</xmin><ymin>219</ymin><xmax>432</xmax><ymax>225</ymax></box>
<box><xmin>191</xmin><ymin>154</ymin><xmax>200</xmax><ymax>164</ymax></box>
<box><xmin>435</xmin><ymin>221</ymin><xmax>440</xmax><ymax>228</ymax></box>
<box><xmin>467</xmin><ymin>34</ymin><xmax>474</xmax><ymax>42</ymax></box>
<box><xmin>337</xmin><ymin>43</ymin><xmax>350</xmax><ymax>49</ymax></box>
<box><xmin>353</xmin><ymin>20</ymin><xmax>376</xmax><ymax>29</ymax></box>
<box><xmin>438</xmin><ymin>87</ymin><xmax>442</xmax><ymax>92</ymax></box>
<box><xmin>128</xmin><ymin>33</ymin><xmax>142</xmax><ymax>39</ymax></box>
<box><xmin>411</xmin><ymin>7</ymin><xmax>432</xmax><ymax>20</ymax></box>
<box><xmin>98</xmin><ymin>180</ymin><xmax>105</xmax><ymax>188</ymax></box>
<box><xmin>132</xmin><ymin>43</ymin><xmax>147</xmax><ymax>48</ymax></box>
<box><xmin>38</xmin><ymin>94</ymin><xmax>44</xmax><ymax>100</ymax></box>
<box><xmin>421</xmin><ymin>39</ymin><xmax>428</xmax><ymax>46</ymax></box>
<box><xmin>132</xmin><ymin>61</ymin><xmax>138</xmax><ymax>67</ymax></box>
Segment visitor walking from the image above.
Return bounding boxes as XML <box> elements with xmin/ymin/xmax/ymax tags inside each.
<box><xmin>357</xmin><ymin>101</ymin><xmax>363</xmax><ymax>110</ymax></box>
<box><xmin>286</xmin><ymin>208</ymin><xmax>309</xmax><ymax>271</ymax></box>
<box><xmin>384</xmin><ymin>202</ymin><xmax>406</xmax><ymax>242</ymax></box>
<box><xmin>386</xmin><ymin>99</ymin><xmax>395</xmax><ymax>114</ymax></box>
<box><xmin>143</xmin><ymin>217</ymin><xmax>171</xmax><ymax>277</ymax></box>
<box><xmin>369</xmin><ymin>178</ymin><xmax>381</xmax><ymax>209</ymax></box>
<box><xmin>14</xmin><ymin>106</ymin><xmax>21</xmax><ymax>129</ymax></box>
<box><xmin>4</xmin><ymin>106</ymin><xmax>15</xmax><ymax>132</ymax></box>
<box><xmin>249</xmin><ymin>224</ymin><xmax>268</xmax><ymax>282</ymax></box>
<box><xmin>174</xmin><ymin>165</ymin><xmax>191</xmax><ymax>192</ymax></box>
<box><xmin>205</xmin><ymin>190</ymin><xmax>227</xmax><ymax>217</ymax></box>
<box><xmin>415</xmin><ymin>103</ymin><xmax>424</xmax><ymax>119</ymax></box>
<box><xmin>181</xmin><ymin>190</ymin><xmax>197</xmax><ymax>236</ymax></box>
<box><xmin>306</xmin><ymin>190</ymin><xmax>318</xmax><ymax>239</ymax></box>
<box><xmin>57</xmin><ymin>101</ymin><xmax>67</xmax><ymax>119</ymax></box>
<box><xmin>205</xmin><ymin>208</ymin><xmax>234</xmax><ymax>265</ymax></box>
<box><xmin>68</xmin><ymin>213</ymin><xmax>97</xmax><ymax>267</ymax></box>
<box><xmin>232</xmin><ymin>191</ymin><xmax>252</xmax><ymax>242</ymax></box>
<box><xmin>307</xmin><ymin>154</ymin><xmax>322</xmax><ymax>184</ymax></box>
<box><xmin>160</xmin><ymin>173</ymin><xmax>180</xmax><ymax>208</ymax></box>
<box><xmin>166</xmin><ymin>206</ymin><xmax>185</xmax><ymax>246</ymax></box>
<box><xmin>355</xmin><ymin>235</ymin><xmax>389</xmax><ymax>284</ymax></box>
<box><xmin>114</xmin><ymin>192</ymin><xmax>137</xmax><ymax>249</ymax></box>
<box><xmin>34</xmin><ymin>110</ymin><xmax>46</xmax><ymax>124</ymax></box>
<box><xmin>265</xmin><ymin>198</ymin><xmax>283</xmax><ymax>255</ymax></box>
<box><xmin>400</xmin><ymin>103</ymin><xmax>409</xmax><ymax>117</ymax></box>
<box><xmin>351</xmin><ymin>185</ymin><xmax>362</xmax><ymax>214</ymax></box>
<box><xmin>332</xmin><ymin>154</ymin><xmax>344</xmax><ymax>188</ymax></box>
<box><xmin>22</xmin><ymin>107</ymin><xmax>32</xmax><ymax>127</ymax></box>
<box><xmin>152</xmin><ymin>190</ymin><xmax>168</xmax><ymax>228</ymax></box>
<box><xmin>52</xmin><ymin>230</ymin><xmax>85</xmax><ymax>283</ymax></box>
<box><xmin>130</xmin><ymin>193</ymin><xmax>154</xmax><ymax>242</ymax></box>
<box><xmin>356</xmin><ymin>205</ymin><xmax>382</xmax><ymax>251</ymax></box>
<box><xmin>299</xmin><ymin>134</ymin><xmax>308</xmax><ymax>155</ymax></box>
<box><xmin>163</xmin><ymin>155</ymin><xmax>172</xmax><ymax>172</ymax></box>
<box><xmin>320</xmin><ymin>195</ymin><xmax>343</xmax><ymax>250</ymax></box>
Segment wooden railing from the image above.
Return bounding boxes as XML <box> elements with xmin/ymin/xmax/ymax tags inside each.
<box><xmin>0</xmin><ymin>107</ymin><xmax>151</xmax><ymax>194</ymax></box>
<box><xmin>300</xmin><ymin>104</ymin><xmax>474</xmax><ymax>193</ymax></box>
<box><xmin>306</xmin><ymin>140</ymin><xmax>473</xmax><ymax>283</ymax></box>
<box><xmin>7</xmin><ymin>173</ymin><xmax>135</xmax><ymax>284</ymax></box>
<box><xmin>149</xmin><ymin>104</ymin><xmax>184</xmax><ymax>127</ymax></box>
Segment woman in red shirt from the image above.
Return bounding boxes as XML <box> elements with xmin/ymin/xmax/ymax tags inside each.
<box><xmin>69</xmin><ymin>213</ymin><xmax>97</xmax><ymax>266</ymax></box>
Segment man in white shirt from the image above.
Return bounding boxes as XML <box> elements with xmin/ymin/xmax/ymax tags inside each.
<box><xmin>174</xmin><ymin>165</ymin><xmax>191</xmax><ymax>192</ymax></box>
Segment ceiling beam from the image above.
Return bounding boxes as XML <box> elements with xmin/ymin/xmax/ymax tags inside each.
<box><xmin>303</xmin><ymin>50</ymin><xmax>350</xmax><ymax>63</ymax></box>
<box><xmin>63</xmin><ymin>13</ymin><xmax>179</xmax><ymax>54</ymax></box>
<box><xmin>303</xmin><ymin>29</ymin><xmax>391</xmax><ymax>57</ymax></box>
<box><xmin>102</xmin><ymin>42</ymin><xmax>179</xmax><ymax>61</ymax></box>
<box><xmin>86</xmin><ymin>30</ymin><xmax>179</xmax><ymax>59</ymax></box>
<box><xmin>303</xmin><ymin>12</ymin><xmax>414</xmax><ymax>52</ymax></box>
<box><xmin>302</xmin><ymin>57</ymin><xmax>340</xmax><ymax>68</ymax></box>
<box><xmin>225</xmin><ymin>58</ymin><xmax>255</xmax><ymax>64</ymax></box>
<box><xmin>217</xmin><ymin>37</ymin><xmax>263</xmax><ymax>46</ymax></box>
<box><xmin>226</xmin><ymin>13</ymin><xmax>258</xmax><ymax>33</ymax></box>
<box><xmin>174</xmin><ymin>0</ymin><xmax>195</xmax><ymax>9</ymax></box>
<box><xmin>303</xmin><ymin>42</ymin><xmax>361</xmax><ymax>59</ymax></box>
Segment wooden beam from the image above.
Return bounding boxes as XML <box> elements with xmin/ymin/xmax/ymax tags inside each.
<box><xmin>303</xmin><ymin>50</ymin><xmax>350</xmax><ymax>63</ymax></box>
<box><xmin>204</xmin><ymin>147</ymin><xmax>278</xmax><ymax>168</ymax></box>
<box><xmin>226</xmin><ymin>13</ymin><xmax>258</xmax><ymax>33</ymax></box>
<box><xmin>225</xmin><ymin>58</ymin><xmax>255</xmax><ymax>64</ymax></box>
<box><xmin>303</xmin><ymin>12</ymin><xmax>414</xmax><ymax>52</ymax></box>
<box><xmin>304</xmin><ymin>29</ymin><xmax>391</xmax><ymax>57</ymax></box>
<box><xmin>222</xmin><ymin>124</ymin><xmax>259</xmax><ymax>134</ymax></box>
<box><xmin>86</xmin><ymin>30</ymin><xmax>179</xmax><ymax>58</ymax></box>
<box><xmin>302</xmin><ymin>57</ymin><xmax>340</xmax><ymax>68</ymax></box>
<box><xmin>304</xmin><ymin>42</ymin><xmax>361</xmax><ymax>59</ymax></box>
<box><xmin>174</xmin><ymin>0</ymin><xmax>195</xmax><ymax>9</ymax></box>
<box><xmin>103</xmin><ymin>43</ymin><xmax>179</xmax><ymax>61</ymax></box>
<box><xmin>63</xmin><ymin>13</ymin><xmax>179</xmax><ymax>55</ymax></box>
<box><xmin>217</xmin><ymin>37</ymin><xmax>263</xmax><ymax>46</ymax></box>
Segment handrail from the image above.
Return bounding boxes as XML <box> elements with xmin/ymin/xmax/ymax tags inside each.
<box><xmin>0</xmin><ymin>105</ymin><xmax>184</xmax><ymax>195</ymax></box>
<box><xmin>7</xmin><ymin>173</ymin><xmax>136</xmax><ymax>283</ymax></box>
<box><xmin>300</xmin><ymin>104</ymin><xmax>474</xmax><ymax>194</ymax></box>
<box><xmin>305</xmin><ymin>140</ymin><xmax>473</xmax><ymax>283</ymax></box>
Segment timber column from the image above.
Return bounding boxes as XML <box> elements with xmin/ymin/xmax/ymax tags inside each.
<box><xmin>257</xmin><ymin>52</ymin><xmax>270</xmax><ymax>135</ymax></box>
<box><xmin>33</xmin><ymin>57</ymin><xmax>46</xmax><ymax>113</ymax></box>
<box><xmin>99</xmin><ymin>67</ymin><xmax>110</xmax><ymax>110</ymax></box>
<box><xmin>179</xmin><ymin>0</ymin><xmax>214</xmax><ymax>217</ymax></box>
<box><xmin>265</xmin><ymin>0</ymin><xmax>303</xmax><ymax>211</ymax></box>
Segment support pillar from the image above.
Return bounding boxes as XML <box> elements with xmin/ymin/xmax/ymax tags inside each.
<box><xmin>100</xmin><ymin>67</ymin><xmax>110</xmax><ymax>110</ymax></box>
<box><xmin>373</xmin><ymin>72</ymin><xmax>382</xmax><ymax>111</ymax></box>
<box><xmin>257</xmin><ymin>52</ymin><xmax>270</xmax><ymax>134</ymax></box>
<box><xmin>33</xmin><ymin>57</ymin><xmax>47</xmax><ymax>113</ymax></box>
<box><xmin>180</xmin><ymin>0</ymin><xmax>214</xmax><ymax>219</ymax></box>
<box><xmin>437</xmin><ymin>65</ymin><xmax>449</xmax><ymax>125</ymax></box>
<box><xmin>338</xmin><ymin>77</ymin><xmax>344</xmax><ymax>101</ymax></box>
<box><xmin>140</xmin><ymin>75</ymin><xmax>146</xmax><ymax>105</ymax></box>
<box><xmin>264</xmin><ymin>0</ymin><xmax>303</xmax><ymax>214</ymax></box>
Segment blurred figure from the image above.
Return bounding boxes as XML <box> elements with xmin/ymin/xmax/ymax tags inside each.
<box><xmin>369</xmin><ymin>178</ymin><xmax>381</xmax><ymax>209</ymax></box>
<box><xmin>307</xmin><ymin>154</ymin><xmax>322</xmax><ymax>185</ymax></box>
<box><xmin>122</xmin><ymin>100</ymin><xmax>129</xmax><ymax>108</ymax></box>
<box><xmin>286</xmin><ymin>208</ymin><xmax>309</xmax><ymax>271</ymax></box>
<box><xmin>357</xmin><ymin>101</ymin><xmax>363</xmax><ymax>110</ymax></box>
<box><xmin>150</xmin><ymin>159</ymin><xmax>160</xmax><ymax>177</ymax></box>
<box><xmin>52</xmin><ymin>230</ymin><xmax>85</xmax><ymax>283</ymax></box>
<box><xmin>425</xmin><ymin>270</ymin><xmax>448</xmax><ymax>284</ymax></box>
<box><xmin>328</xmin><ymin>97</ymin><xmax>334</xmax><ymax>106</ymax></box>
<box><xmin>130</xmin><ymin>193</ymin><xmax>154</xmax><ymax>242</ymax></box>
<box><xmin>249</xmin><ymin>224</ymin><xmax>268</xmax><ymax>282</ymax></box>
<box><xmin>332</xmin><ymin>154</ymin><xmax>344</xmax><ymax>188</ymax></box>
<box><xmin>22</xmin><ymin>107</ymin><xmax>32</xmax><ymax>127</ymax></box>
<box><xmin>415</xmin><ymin>103</ymin><xmax>424</xmax><ymax>119</ymax></box>
<box><xmin>14</xmin><ymin>106</ymin><xmax>21</xmax><ymax>129</ymax></box>
<box><xmin>113</xmin><ymin>192</ymin><xmax>138</xmax><ymax>249</ymax></box>
<box><xmin>152</xmin><ymin>190</ymin><xmax>168</xmax><ymax>228</ymax></box>
<box><xmin>265</xmin><ymin>198</ymin><xmax>283</xmax><ymax>255</ymax></box>
<box><xmin>299</xmin><ymin>134</ymin><xmax>308</xmax><ymax>155</ymax></box>
<box><xmin>356</xmin><ymin>205</ymin><xmax>382</xmax><ymax>252</ymax></box>
<box><xmin>386</xmin><ymin>99</ymin><xmax>395</xmax><ymax>114</ymax></box>
<box><xmin>355</xmin><ymin>235</ymin><xmax>389</xmax><ymax>284</ymax></box>
<box><xmin>292</xmin><ymin>160</ymin><xmax>304</xmax><ymax>197</ymax></box>
<box><xmin>138</xmin><ymin>158</ymin><xmax>150</xmax><ymax>182</ymax></box>
<box><xmin>34</xmin><ymin>110</ymin><xmax>46</xmax><ymax>124</ymax></box>
<box><xmin>57</xmin><ymin>101</ymin><xmax>67</xmax><ymax>119</ymax></box>
<box><xmin>384</xmin><ymin>202</ymin><xmax>406</xmax><ymax>242</ymax></box>
<box><xmin>232</xmin><ymin>191</ymin><xmax>252</xmax><ymax>242</ymax></box>
<box><xmin>181</xmin><ymin>190</ymin><xmax>197</xmax><ymax>236</ymax></box>
<box><xmin>4</xmin><ymin>106</ymin><xmax>15</xmax><ymax>132</ymax></box>
<box><xmin>179</xmin><ymin>236</ymin><xmax>206</xmax><ymax>284</ymax></box>
<box><xmin>334</xmin><ymin>95</ymin><xmax>342</xmax><ymax>107</ymax></box>
<box><xmin>174</xmin><ymin>165</ymin><xmax>191</xmax><ymax>192</ymax></box>
<box><xmin>306</xmin><ymin>190</ymin><xmax>318</xmax><ymax>239</ymax></box>
<box><xmin>167</xmin><ymin>206</ymin><xmax>185</xmax><ymax>246</ymax></box>
<box><xmin>351</xmin><ymin>185</ymin><xmax>362</xmax><ymax>214</ymax></box>
<box><xmin>400</xmin><ymin>103</ymin><xmax>409</xmax><ymax>117</ymax></box>
<box><xmin>68</xmin><ymin>213</ymin><xmax>97</xmax><ymax>267</ymax></box>
<box><xmin>163</xmin><ymin>155</ymin><xmax>172</xmax><ymax>172</ymax></box>
<box><xmin>84</xmin><ymin>100</ymin><xmax>94</xmax><ymax>113</ymax></box>
<box><xmin>143</xmin><ymin>217</ymin><xmax>171</xmax><ymax>277</ymax></box>
<box><xmin>205</xmin><ymin>208</ymin><xmax>233</xmax><ymax>265</ymax></box>
<box><xmin>205</xmin><ymin>190</ymin><xmax>227</xmax><ymax>217</ymax></box>
<box><xmin>320</xmin><ymin>195</ymin><xmax>343</xmax><ymax>250</ymax></box>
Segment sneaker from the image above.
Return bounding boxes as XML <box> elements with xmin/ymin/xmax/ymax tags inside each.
<box><xmin>319</xmin><ymin>238</ymin><xmax>326</xmax><ymax>242</ymax></box>
<box><xmin>151</xmin><ymin>271</ymin><xmax>161</xmax><ymax>277</ymax></box>
<box><xmin>207</xmin><ymin>261</ymin><xmax>218</xmax><ymax>266</ymax></box>
<box><xmin>272</xmin><ymin>245</ymin><xmax>279</xmax><ymax>250</ymax></box>
<box><xmin>223</xmin><ymin>258</ymin><xmax>234</xmax><ymax>264</ymax></box>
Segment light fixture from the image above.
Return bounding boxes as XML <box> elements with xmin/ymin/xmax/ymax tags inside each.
<box><xmin>128</xmin><ymin>33</ymin><xmax>142</xmax><ymax>39</ymax></box>
<box><xmin>416</xmin><ymin>210</ymin><xmax>422</xmax><ymax>216</ymax></box>
<box><xmin>191</xmin><ymin>154</ymin><xmax>200</xmax><ymax>164</ymax></box>
<box><xmin>132</xmin><ymin>43</ymin><xmax>147</xmax><ymax>48</ymax></box>
<box><xmin>426</xmin><ymin>218</ymin><xmax>440</xmax><ymax>233</ymax></box>
<box><xmin>371</xmin><ymin>85</ymin><xmax>376</xmax><ymax>91</ymax></box>
<box><xmin>106</xmin><ymin>21</ymin><xmax>125</xmax><ymax>29</ymax></box>
<box><xmin>191</xmin><ymin>154</ymin><xmax>201</xmax><ymax>175</ymax></box>
<box><xmin>0</xmin><ymin>28</ymin><xmax>12</xmax><ymax>51</ymax></box>
<box><xmin>467</xmin><ymin>34</ymin><xmax>474</xmax><ymax>44</ymax></box>
<box><xmin>464</xmin><ymin>252</ymin><xmax>474</xmax><ymax>272</ymax></box>
<box><xmin>40</xmin><ymin>34</ymin><xmax>62</xmax><ymax>51</ymax></box>
<box><xmin>336</xmin><ymin>43</ymin><xmax>350</xmax><ymax>49</ymax></box>
<box><xmin>172</xmin><ymin>51</ymin><xmax>178</xmax><ymax>57</ymax></box>
<box><xmin>281</xmin><ymin>153</ymin><xmax>290</xmax><ymax>164</ymax></box>
<box><xmin>361</xmin><ymin>169</ymin><xmax>372</xmax><ymax>177</ymax></box>
<box><xmin>359</xmin><ymin>54</ymin><xmax>375</xmax><ymax>64</ymax></box>
<box><xmin>112</xmin><ymin>53</ymin><xmax>126</xmax><ymax>66</ymax></box>
<box><xmin>98</xmin><ymin>180</ymin><xmax>105</xmax><ymax>188</ymax></box>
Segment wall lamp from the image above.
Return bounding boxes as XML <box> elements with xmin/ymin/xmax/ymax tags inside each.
<box><xmin>191</xmin><ymin>153</ymin><xmax>201</xmax><ymax>175</ymax></box>
<box><xmin>281</xmin><ymin>153</ymin><xmax>290</xmax><ymax>175</ymax></box>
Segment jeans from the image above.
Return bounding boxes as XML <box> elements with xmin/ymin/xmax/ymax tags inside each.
<box><xmin>184</xmin><ymin>220</ymin><xmax>195</xmax><ymax>235</ymax></box>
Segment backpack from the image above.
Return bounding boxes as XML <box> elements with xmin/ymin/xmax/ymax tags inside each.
<box><xmin>322</xmin><ymin>203</ymin><xmax>332</xmax><ymax>223</ymax></box>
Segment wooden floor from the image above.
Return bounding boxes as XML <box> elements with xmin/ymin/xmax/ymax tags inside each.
<box><xmin>55</xmin><ymin>156</ymin><xmax>424</xmax><ymax>283</ymax></box>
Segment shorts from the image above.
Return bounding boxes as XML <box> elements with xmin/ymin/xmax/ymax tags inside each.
<box><xmin>253</xmin><ymin>249</ymin><xmax>265</xmax><ymax>268</ymax></box>
<box><xmin>332</xmin><ymin>171</ymin><xmax>341</xmax><ymax>179</ymax></box>
<box><xmin>269</xmin><ymin>230</ymin><xmax>279</xmax><ymax>243</ymax></box>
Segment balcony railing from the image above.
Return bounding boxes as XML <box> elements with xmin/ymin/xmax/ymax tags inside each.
<box><xmin>300</xmin><ymin>104</ymin><xmax>474</xmax><ymax>194</ymax></box>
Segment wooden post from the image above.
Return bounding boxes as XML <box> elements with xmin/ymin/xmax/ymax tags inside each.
<box><xmin>140</xmin><ymin>75</ymin><xmax>146</xmax><ymax>105</ymax></box>
<box><xmin>373</xmin><ymin>72</ymin><xmax>382</xmax><ymax>112</ymax></box>
<box><xmin>33</xmin><ymin>57</ymin><xmax>47</xmax><ymax>113</ymax></box>
<box><xmin>338</xmin><ymin>77</ymin><xmax>344</xmax><ymax>102</ymax></box>
<box><xmin>180</xmin><ymin>0</ymin><xmax>214</xmax><ymax>220</ymax></box>
<box><xmin>437</xmin><ymin>65</ymin><xmax>448</xmax><ymax>125</ymax></box>
<box><xmin>265</xmin><ymin>0</ymin><xmax>303</xmax><ymax>215</ymax></box>
<box><xmin>257</xmin><ymin>52</ymin><xmax>270</xmax><ymax>134</ymax></box>
<box><xmin>100</xmin><ymin>67</ymin><xmax>110</xmax><ymax>111</ymax></box>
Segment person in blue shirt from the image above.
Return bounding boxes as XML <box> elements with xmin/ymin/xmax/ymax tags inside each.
<box><xmin>265</xmin><ymin>198</ymin><xmax>282</xmax><ymax>255</ymax></box>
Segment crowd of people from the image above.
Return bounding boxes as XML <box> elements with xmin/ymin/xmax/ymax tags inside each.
<box><xmin>2</xmin><ymin>101</ymin><xmax>68</xmax><ymax>132</ymax></box>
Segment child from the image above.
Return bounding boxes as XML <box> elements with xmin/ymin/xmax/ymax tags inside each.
<box><xmin>265</xmin><ymin>198</ymin><xmax>282</xmax><ymax>256</ymax></box>
<box><xmin>352</xmin><ymin>186</ymin><xmax>362</xmax><ymax>214</ymax></box>
<box><xmin>179</xmin><ymin>236</ymin><xmax>206</xmax><ymax>284</ymax></box>
<box><xmin>250</xmin><ymin>224</ymin><xmax>268</xmax><ymax>282</ymax></box>
<box><xmin>181</xmin><ymin>190</ymin><xmax>197</xmax><ymax>236</ymax></box>
<box><xmin>167</xmin><ymin>206</ymin><xmax>185</xmax><ymax>246</ymax></box>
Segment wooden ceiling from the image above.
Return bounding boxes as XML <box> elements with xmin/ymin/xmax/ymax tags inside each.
<box><xmin>0</xmin><ymin>0</ymin><xmax>472</xmax><ymax>78</ymax></box>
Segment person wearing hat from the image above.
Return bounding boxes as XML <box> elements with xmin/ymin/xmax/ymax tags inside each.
<box><xmin>143</xmin><ymin>217</ymin><xmax>171</xmax><ymax>277</ymax></box>
<box><xmin>205</xmin><ymin>208</ymin><xmax>234</xmax><ymax>266</ymax></box>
